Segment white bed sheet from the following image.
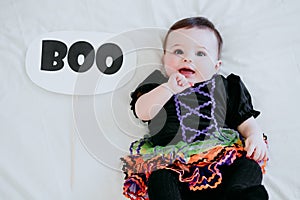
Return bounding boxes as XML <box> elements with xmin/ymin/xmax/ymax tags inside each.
<box><xmin>1</xmin><ymin>0</ymin><xmax>300</xmax><ymax>199</ymax></box>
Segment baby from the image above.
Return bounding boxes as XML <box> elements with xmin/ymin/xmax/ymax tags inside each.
<box><xmin>121</xmin><ymin>17</ymin><xmax>269</xmax><ymax>200</ymax></box>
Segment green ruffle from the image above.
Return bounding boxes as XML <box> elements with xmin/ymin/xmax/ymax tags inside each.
<box><xmin>130</xmin><ymin>128</ymin><xmax>243</xmax><ymax>160</ymax></box>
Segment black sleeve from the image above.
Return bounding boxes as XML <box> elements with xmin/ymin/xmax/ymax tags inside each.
<box><xmin>225</xmin><ymin>74</ymin><xmax>260</xmax><ymax>129</ymax></box>
<box><xmin>130</xmin><ymin>70</ymin><xmax>168</xmax><ymax>119</ymax></box>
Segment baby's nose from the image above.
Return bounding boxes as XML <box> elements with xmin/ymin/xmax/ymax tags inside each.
<box><xmin>183</xmin><ymin>57</ymin><xmax>192</xmax><ymax>62</ymax></box>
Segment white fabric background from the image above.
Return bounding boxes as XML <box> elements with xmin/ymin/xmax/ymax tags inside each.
<box><xmin>1</xmin><ymin>0</ymin><xmax>300</xmax><ymax>199</ymax></box>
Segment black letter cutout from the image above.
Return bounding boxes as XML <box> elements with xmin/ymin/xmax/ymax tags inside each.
<box><xmin>41</xmin><ymin>40</ymin><xmax>67</xmax><ymax>71</ymax></box>
<box><xmin>96</xmin><ymin>43</ymin><xmax>123</xmax><ymax>75</ymax></box>
<box><xmin>68</xmin><ymin>41</ymin><xmax>95</xmax><ymax>73</ymax></box>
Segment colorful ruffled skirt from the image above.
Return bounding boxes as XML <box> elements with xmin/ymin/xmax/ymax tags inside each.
<box><xmin>120</xmin><ymin>128</ymin><xmax>266</xmax><ymax>200</ymax></box>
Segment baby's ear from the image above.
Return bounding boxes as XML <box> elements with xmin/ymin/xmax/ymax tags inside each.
<box><xmin>215</xmin><ymin>60</ymin><xmax>222</xmax><ymax>71</ymax></box>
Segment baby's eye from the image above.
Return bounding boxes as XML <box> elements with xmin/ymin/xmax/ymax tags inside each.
<box><xmin>196</xmin><ymin>51</ymin><xmax>206</xmax><ymax>57</ymax></box>
<box><xmin>174</xmin><ymin>49</ymin><xmax>184</xmax><ymax>55</ymax></box>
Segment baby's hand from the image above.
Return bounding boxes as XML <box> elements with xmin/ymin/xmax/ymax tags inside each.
<box><xmin>166</xmin><ymin>72</ymin><xmax>193</xmax><ymax>94</ymax></box>
<box><xmin>244</xmin><ymin>134</ymin><xmax>268</xmax><ymax>162</ymax></box>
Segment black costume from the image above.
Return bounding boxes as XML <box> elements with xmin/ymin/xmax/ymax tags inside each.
<box><xmin>121</xmin><ymin>70</ymin><xmax>268</xmax><ymax>200</ymax></box>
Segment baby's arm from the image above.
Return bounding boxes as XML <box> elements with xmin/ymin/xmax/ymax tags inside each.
<box><xmin>135</xmin><ymin>72</ymin><xmax>191</xmax><ymax>121</ymax></box>
<box><xmin>237</xmin><ymin>117</ymin><xmax>268</xmax><ymax>161</ymax></box>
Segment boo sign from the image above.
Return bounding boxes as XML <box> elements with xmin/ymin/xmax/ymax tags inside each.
<box><xmin>25</xmin><ymin>29</ymin><xmax>166</xmax><ymax>170</ymax></box>
<box><xmin>26</xmin><ymin>31</ymin><xmax>137</xmax><ymax>95</ymax></box>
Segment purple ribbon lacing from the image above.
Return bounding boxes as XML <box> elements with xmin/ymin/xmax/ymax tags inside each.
<box><xmin>174</xmin><ymin>78</ymin><xmax>219</xmax><ymax>143</ymax></box>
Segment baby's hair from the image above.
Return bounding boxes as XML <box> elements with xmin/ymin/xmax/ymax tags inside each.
<box><xmin>163</xmin><ymin>17</ymin><xmax>223</xmax><ymax>59</ymax></box>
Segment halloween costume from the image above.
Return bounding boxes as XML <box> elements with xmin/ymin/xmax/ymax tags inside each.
<box><xmin>121</xmin><ymin>70</ymin><xmax>267</xmax><ymax>200</ymax></box>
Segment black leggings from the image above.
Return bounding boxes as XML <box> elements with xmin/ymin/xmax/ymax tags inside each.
<box><xmin>147</xmin><ymin>157</ymin><xmax>268</xmax><ymax>200</ymax></box>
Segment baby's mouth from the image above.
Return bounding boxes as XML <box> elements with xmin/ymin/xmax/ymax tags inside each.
<box><xmin>179</xmin><ymin>67</ymin><xmax>195</xmax><ymax>78</ymax></box>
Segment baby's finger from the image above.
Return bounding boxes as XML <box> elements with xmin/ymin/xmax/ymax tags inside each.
<box><xmin>176</xmin><ymin>75</ymin><xmax>188</xmax><ymax>87</ymax></box>
<box><xmin>180</xmin><ymin>79</ymin><xmax>189</xmax><ymax>87</ymax></box>
<box><xmin>244</xmin><ymin>139</ymin><xmax>249</xmax><ymax>151</ymax></box>
<box><xmin>253</xmin><ymin>148</ymin><xmax>262</xmax><ymax>161</ymax></box>
<box><xmin>262</xmin><ymin>149</ymin><xmax>269</xmax><ymax>161</ymax></box>
<box><xmin>245</xmin><ymin>143</ymin><xmax>255</xmax><ymax>158</ymax></box>
<box><xmin>259</xmin><ymin>150</ymin><xmax>265</xmax><ymax>161</ymax></box>
<box><xmin>262</xmin><ymin>151</ymin><xmax>268</xmax><ymax>161</ymax></box>
<box><xmin>177</xmin><ymin>80</ymin><xmax>183</xmax><ymax>86</ymax></box>
<box><xmin>175</xmin><ymin>74</ymin><xmax>183</xmax><ymax>82</ymax></box>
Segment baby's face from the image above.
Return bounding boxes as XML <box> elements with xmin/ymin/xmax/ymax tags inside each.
<box><xmin>163</xmin><ymin>27</ymin><xmax>221</xmax><ymax>83</ymax></box>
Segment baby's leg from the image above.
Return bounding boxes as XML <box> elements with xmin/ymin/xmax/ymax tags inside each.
<box><xmin>222</xmin><ymin>157</ymin><xmax>269</xmax><ymax>200</ymax></box>
<box><xmin>148</xmin><ymin>169</ymin><xmax>225</xmax><ymax>200</ymax></box>
<box><xmin>148</xmin><ymin>169</ymin><xmax>182</xmax><ymax>200</ymax></box>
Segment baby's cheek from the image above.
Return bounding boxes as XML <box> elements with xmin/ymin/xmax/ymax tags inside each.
<box><xmin>163</xmin><ymin>55</ymin><xmax>179</xmax><ymax>68</ymax></box>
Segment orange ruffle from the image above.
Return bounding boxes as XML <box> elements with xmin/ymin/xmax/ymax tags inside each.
<box><xmin>121</xmin><ymin>145</ymin><xmax>266</xmax><ymax>200</ymax></box>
